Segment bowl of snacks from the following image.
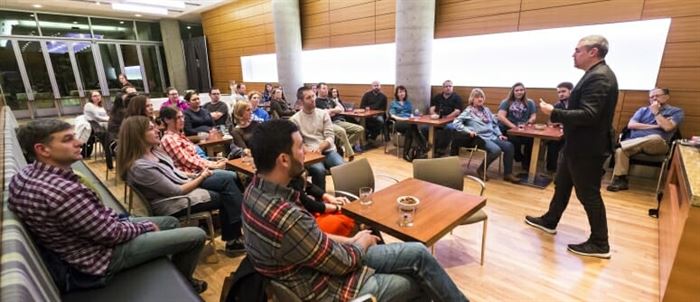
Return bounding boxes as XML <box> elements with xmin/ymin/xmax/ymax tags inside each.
<box><xmin>396</xmin><ymin>196</ymin><xmax>420</xmax><ymax>210</ymax></box>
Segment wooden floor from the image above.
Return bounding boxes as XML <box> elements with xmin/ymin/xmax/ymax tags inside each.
<box><xmin>85</xmin><ymin>146</ymin><xmax>660</xmax><ymax>302</ymax></box>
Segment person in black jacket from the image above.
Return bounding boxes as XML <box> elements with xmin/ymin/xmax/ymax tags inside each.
<box><xmin>525</xmin><ymin>35</ymin><xmax>618</xmax><ymax>259</ymax></box>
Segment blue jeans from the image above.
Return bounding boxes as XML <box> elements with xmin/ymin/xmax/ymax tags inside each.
<box><xmin>106</xmin><ymin>216</ymin><xmax>206</xmax><ymax>282</ymax></box>
<box><xmin>480</xmin><ymin>138</ymin><xmax>515</xmax><ymax>176</ymax></box>
<box><xmin>357</xmin><ymin>242</ymin><xmax>468</xmax><ymax>302</ymax></box>
<box><xmin>200</xmin><ymin>170</ymin><xmax>243</xmax><ymax>241</ymax></box>
<box><xmin>307</xmin><ymin>150</ymin><xmax>344</xmax><ymax>191</ymax></box>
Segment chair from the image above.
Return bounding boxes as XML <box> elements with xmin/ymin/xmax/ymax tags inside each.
<box><xmin>611</xmin><ymin>127</ymin><xmax>681</xmax><ymax>194</ymax></box>
<box><xmin>330</xmin><ymin>158</ymin><xmax>398</xmax><ymax>197</ymax></box>
<box><xmin>268</xmin><ymin>280</ymin><xmax>302</xmax><ymax>302</ymax></box>
<box><xmin>413</xmin><ymin>156</ymin><xmax>487</xmax><ymax>265</ymax></box>
<box><xmin>126</xmin><ymin>182</ymin><xmax>219</xmax><ymax>263</ymax></box>
<box><xmin>458</xmin><ymin>145</ymin><xmax>502</xmax><ymax>182</ymax></box>
<box><xmin>384</xmin><ymin>119</ymin><xmax>405</xmax><ymax>158</ymax></box>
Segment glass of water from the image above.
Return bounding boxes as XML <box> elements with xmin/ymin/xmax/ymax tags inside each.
<box><xmin>398</xmin><ymin>206</ymin><xmax>416</xmax><ymax>227</ymax></box>
<box><xmin>359</xmin><ymin>187</ymin><xmax>373</xmax><ymax>206</ymax></box>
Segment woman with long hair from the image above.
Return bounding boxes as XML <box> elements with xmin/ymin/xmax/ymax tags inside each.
<box><xmin>117</xmin><ymin>115</ymin><xmax>246</xmax><ymax>254</ymax></box>
<box><xmin>262</xmin><ymin>82</ymin><xmax>273</xmax><ymax>104</ymax></box>
<box><xmin>125</xmin><ymin>95</ymin><xmax>153</xmax><ymax>118</ymax></box>
<box><xmin>453</xmin><ymin>88</ymin><xmax>520</xmax><ymax>183</ymax></box>
<box><xmin>82</xmin><ymin>90</ymin><xmax>110</xmax><ymax>160</ymax></box>
<box><xmin>159</xmin><ymin>106</ymin><xmax>227</xmax><ymax>172</ymax></box>
<box><xmin>269</xmin><ymin>87</ymin><xmax>295</xmax><ymax>119</ymax></box>
<box><xmin>389</xmin><ymin>85</ymin><xmax>428</xmax><ymax>162</ymax></box>
<box><xmin>497</xmin><ymin>82</ymin><xmax>536</xmax><ymax>169</ymax></box>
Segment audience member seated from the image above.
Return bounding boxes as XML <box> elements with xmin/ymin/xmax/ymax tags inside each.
<box><xmin>497</xmin><ymin>82</ymin><xmax>536</xmax><ymax>169</ymax></box>
<box><xmin>118</xmin><ymin>73</ymin><xmax>132</xmax><ymax>88</ymax></box>
<box><xmin>389</xmin><ymin>85</ymin><xmax>428</xmax><ymax>162</ymax></box>
<box><xmin>452</xmin><ymin>88</ymin><xmax>520</xmax><ymax>183</ymax></box>
<box><xmin>162</xmin><ymin>87</ymin><xmax>189</xmax><ymax>111</ymax></box>
<box><xmin>183</xmin><ymin>91</ymin><xmax>214</xmax><ymax>136</ymax></box>
<box><xmin>607</xmin><ymin>87</ymin><xmax>684</xmax><ymax>191</ymax></box>
<box><xmin>9</xmin><ymin>119</ymin><xmax>208</xmax><ymax>293</ymax></box>
<box><xmin>289</xmin><ymin>175</ymin><xmax>356</xmax><ymax>237</ymax></box>
<box><xmin>290</xmin><ymin>86</ymin><xmax>344</xmax><ymax>190</ymax></box>
<box><xmin>231</xmin><ymin>100</ymin><xmax>260</xmax><ymax>151</ymax></box>
<box><xmin>428</xmin><ymin>79</ymin><xmax>463</xmax><ymax>156</ymax></box>
<box><xmin>159</xmin><ymin>106</ymin><xmax>227</xmax><ymax>172</ymax></box>
<box><xmin>242</xmin><ymin>119</ymin><xmax>468</xmax><ymax>301</ymax></box>
<box><xmin>262</xmin><ymin>83</ymin><xmax>274</xmax><ymax>104</ymax></box>
<box><xmin>82</xmin><ymin>90</ymin><xmax>110</xmax><ymax>160</ymax></box>
<box><xmin>329</xmin><ymin>87</ymin><xmax>356</xmax><ymax>122</ymax></box>
<box><xmin>360</xmin><ymin>80</ymin><xmax>388</xmax><ymax>141</ymax></box>
<box><xmin>269</xmin><ymin>87</ymin><xmax>295</xmax><ymax>119</ymax></box>
<box><xmin>546</xmin><ymin>82</ymin><xmax>572</xmax><ymax>173</ymax></box>
<box><xmin>126</xmin><ymin>95</ymin><xmax>154</xmax><ymax>118</ymax></box>
<box><xmin>316</xmin><ymin>82</ymin><xmax>364</xmax><ymax>160</ymax></box>
<box><xmin>117</xmin><ymin>116</ymin><xmax>246</xmax><ymax>255</ymax></box>
<box><xmin>106</xmin><ymin>88</ymin><xmax>137</xmax><ymax>169</ymax></box>
<box><xmin>248</xmin><ymin>91</ymin><xmax>270</xmax><ymax>122</ymax></box>
<box><xmin>233</xmin><ymin>83</ymin><xmax>247</xmax><ymax>103</ymax></box>
<box><xmin>203</xmin><ymin>87</ymin><xmax>232</xmax><ymax>129</ymax></box>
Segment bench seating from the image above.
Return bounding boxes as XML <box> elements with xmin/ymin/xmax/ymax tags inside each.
<box><xmin>1</xmin><ymin>106</ymin><xmax>201</xmax><ymax>302</ymax></box>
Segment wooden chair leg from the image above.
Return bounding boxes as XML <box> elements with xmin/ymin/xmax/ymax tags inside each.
<box><xmin>480</xmin><ymin>219</ymin><xmax>488</xmax><ymax>266</ymax></box>
<box><xmin>206</xmin><ymin>215</ymin><xmax>220</xmax><ymax>263</ymax></box>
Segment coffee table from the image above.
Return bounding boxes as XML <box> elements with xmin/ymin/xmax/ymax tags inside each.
<box><xmin>403</xmin><ymin>115</ymin><xmax>455</xmax><ymax>158</ymax></box>
<box><xmin>226</xmin><ymin>151</ymin><xmax>325</xmax><ymax>175</ymax></box>
<box><xmin>507</xmin><ymin>125</ymin><xmax>564</xmax><ymax>188</ymax></box>
<box><xmin>341</xmin><ymin>178</ymin><xmax>486</xmax><ymax>246</ymax></box>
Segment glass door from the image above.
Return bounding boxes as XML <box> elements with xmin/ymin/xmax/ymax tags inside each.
<box><xmin>46</xmin><ymin>40</ymin><xmax>82</xmax><ymax>115</ymax></box>
<box><xmin>17</xmin><ymin>40</ymin><xmax>59</xmax><ymax>117</ymax></box>
<box><xmin>0</xmin><ymin>39</ymin><xmax>32</xmax><ymax>118</ymax></box>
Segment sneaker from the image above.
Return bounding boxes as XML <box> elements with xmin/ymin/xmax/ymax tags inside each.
<box><xmin>191</xmin><ymin>278</ymin><xmax>208</xmax><ymax>293</ymax></box>
<box><xmin>225</xmin><ymin>238</ymin><xmax>246</xmax><ymax>256</ymax></box>
<box><xmin>567</xmin><ymin>241</ymin><xmax>611</xmax><ymax>259</ymax></box>
<box><xmin>503</xmin><ymin>174</ymin><xmax>521</xmax><ymax>184</ymax></box>
<box><xmin>606</xmin><ymin>176</ymin><xmax>629</xmax><ymax>192</ymax></box>
<box><xmin>524</xmin><ymin>215</ymin><xmax>557</xmax><ymax>234</ymax></box>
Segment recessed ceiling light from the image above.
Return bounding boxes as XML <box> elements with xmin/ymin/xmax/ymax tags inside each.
<box><xmin>32</xmin><ymin>4</ymin><xmax>42</xmax><ymax>8</ymax></box>
<box><xmin>186</xmin><ymin>26</ymin><xmax>191</xmax><ymax>29</ymax></box>
<box><xmin>73</xmin><ymin>21</ymin><xmax>78</xmax><ymax>24</ymax></box>
<box><xmin>95</xmin><ymin>1</ymin><xmax>101</xmax><ymax>5</ymax></box>
<box><xmin>29</xmin><ymin>14</ymin><xmax>35</xmax><ymax>17</ymax></box>
<box><xmin>119</xmin><ymin>21</ymin><xmax>124</xmax><ymax>24</ymax></box>
<box><xmin>134</xmin><ymin>14</ymin><xmax>142</xmax><ymax>17</ymax></box>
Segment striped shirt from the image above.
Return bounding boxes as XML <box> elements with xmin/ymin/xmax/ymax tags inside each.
<box><xmin>161</xmin><ymin>129</ymin><xmax>208</xmax><ymax>173</ymax></box>
<box><xmin>242</xmin><ymin>176</ymin><xmax>374</xmax><ymax>302</ymax></box>
<box><xmin>8</xmin><ymin>162</ymin><xmax>156</xmax><ymax>276</ymax></box>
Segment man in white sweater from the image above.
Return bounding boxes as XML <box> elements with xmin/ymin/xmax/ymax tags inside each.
<box><xmin>290</xmin><ymin>86</ymin><xmax>344</xmax><ymax>190</ymax></box>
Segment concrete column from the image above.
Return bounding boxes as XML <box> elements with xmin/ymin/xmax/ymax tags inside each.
<box><xmin>395</xmin><ymin>0</ymin><xmax>435</xmax><ymax>112</ymax></box>
<box><xmin>160</xmin><ymin>19</ymin><xmax>188</xmax><ymax>92</ymax></box>
<box><xmin>271</xmin><ymin>0</ymin><xmax>303</xmax><ymax>99</ymax></box>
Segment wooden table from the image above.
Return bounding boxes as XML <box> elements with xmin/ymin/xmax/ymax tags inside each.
<box><xmin>341</xmin><ymin>178</ymin><xmax>486</xmax><ymax>246</ymax></box>
<box><xmin>226</xmin><ymin>151</ymin><xmax>325</xmax><ymax>175</ymax></box>
<box><xmin>402</xmin><ymin>115</ymin><xmax>455</xmax><ymax>158</ymax></box>
<box><xmin>507</xmin><ymin>125</ymin><xmax>563</xmax><ymax>188</ymax></box>
<box><xmin>339</xmin><ymin>109</ymin><xmax>385</xmax><ymax>144</ymax></box>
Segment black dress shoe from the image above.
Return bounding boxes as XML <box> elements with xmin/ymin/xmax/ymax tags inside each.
<box><xmin>191</xmin><ymin>278</ymin><xmax>208</xmax><ymax>293</ymax></box>
<box><xmin>402</xmin><ymin>154</ymin><xmax>414</xmax><ymax>162</ymax></box>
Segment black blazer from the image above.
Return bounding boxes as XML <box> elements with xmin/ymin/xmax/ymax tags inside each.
<box><xmin>551</xmin><ymin>60</ymin><xmax>618</xmax><ymax>158</ymax></box>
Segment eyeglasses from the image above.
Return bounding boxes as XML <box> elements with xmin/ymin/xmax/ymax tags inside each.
<box><xmin>650</xmin><ymin>94</ymin><xmax>666</xmax><ymax>98</ymax></box>
<box><xmin>211</xmin><ymin>93</ymin><xmax>221</xmax><ymax>95</ymax></box>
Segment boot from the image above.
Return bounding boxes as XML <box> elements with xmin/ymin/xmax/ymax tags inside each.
<box><xmin>606</xmin><ymin>175</ymin><xmax>629</xmax><ymax>192</ymax></box>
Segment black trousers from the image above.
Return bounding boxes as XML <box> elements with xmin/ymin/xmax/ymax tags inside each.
<box><xmin>542</xmin><ymin>154</ymin><xmax>609</xmax><ymax>245</ymax></box>
<box><xmin>394</xmin><ymin>121</ymin><xmax>427</xmax><ymax>154</ymax></box>
<box><xmin>546</xmin><ymin>140</ymin><xmax>564</xmax><ymax>172</ymax></box>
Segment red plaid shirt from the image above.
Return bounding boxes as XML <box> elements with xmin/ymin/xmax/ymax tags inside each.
<box><xmin>160</xmin><ymin>130</ymin><xmax>208</xmax><ymax>174</ymax></box>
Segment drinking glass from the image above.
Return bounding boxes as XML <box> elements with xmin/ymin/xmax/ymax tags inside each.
<box><xmin>398</xmin><ymin>206</ymin><xmax>416</xmax><ymax>227</ymax></box>
<box><xmin>359</xmin><ymin>187</ymin><xmax>373</xmax><ymax>206</ymax></box>
<box><xmin>197</xmin><ymin>132</ymin><xmax>209</xmax><ymax>142</ymax></box>
<box><xmin>414</xmin><ymin>109</ymin><xmax>422</xmax><ymax>117</ymax></box>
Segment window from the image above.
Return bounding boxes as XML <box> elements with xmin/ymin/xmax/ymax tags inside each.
<box><xmin>90</xmin><ymin>17</ymin><xmax>136</xmax><ymax>40</ymax></box>
<box><xmin>18</xmin><ymin>40</ymin><xmax>55</xmax><ymax>109</ymax></box>
<box><xmin>37</xmin><ymin>13</ymin><xmax>91</xmax><ymax>38</ymax></box>
<box><xmin>47</xmin><ymin>41</ymin><xmax>80</xmax><ymax>107</ymax></box>
<box><xmin>136</xmin><ymin>21</ymin><xmax>161</xmax><ymax>41</ymax></box>
<box><xmin>99</xmin><ymin>43</ymin><xmax>121</xmax><ymax>95</ymax></box>
<box><xmin>142</xmin><ymin>45</ymin><xmax>165</xmax><ymax>97</ymax></box>
<box><xmin>0</xmin><ymin>10</ymin><xmax>40</xmax><ymax>36</ymax></box>
<box><xmin>0</xmin><ymin>40</ymin><xmax>28</xmax><ymax>110</ymax></box>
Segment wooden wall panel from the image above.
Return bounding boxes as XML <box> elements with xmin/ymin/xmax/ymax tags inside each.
<box><xmin>665</xmin><ymin>16</ymin><xmax>700</xmax><ymax>43</ymax></box>
<box><xmin>518</xmin><ymin>0</ymin><xmax>645</xmax><ymax>31</ymax></box>
<box><xmin>661</xmin><ymin>42</ymin><xmax>700</xmax><ymax>67</ymax></box>
<box><xmin>202</xmin><ymin>0</ymin><xmax>274</xmax><ymax>90</ymax></box>
<box><xmin>301</xmin><ymin>0</ymin><xmax>396</xmax><ymax>50</ymax></box>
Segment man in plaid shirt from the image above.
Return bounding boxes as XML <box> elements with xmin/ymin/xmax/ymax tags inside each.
<box><xmin>243</xmin><ymin>119</ymin><xmax>468</xmax><ymax>301</ymax></box>
<box><xmin>8</xmin><ymin>119</ymin><xmax>208</xmax><ymax>293</ymax></box>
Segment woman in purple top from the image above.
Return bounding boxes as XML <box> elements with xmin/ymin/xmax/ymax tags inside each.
<box><xmin>162</xmin><ymin>87</ymin><xmax>189</xmax><ymax>111</ymax></box>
